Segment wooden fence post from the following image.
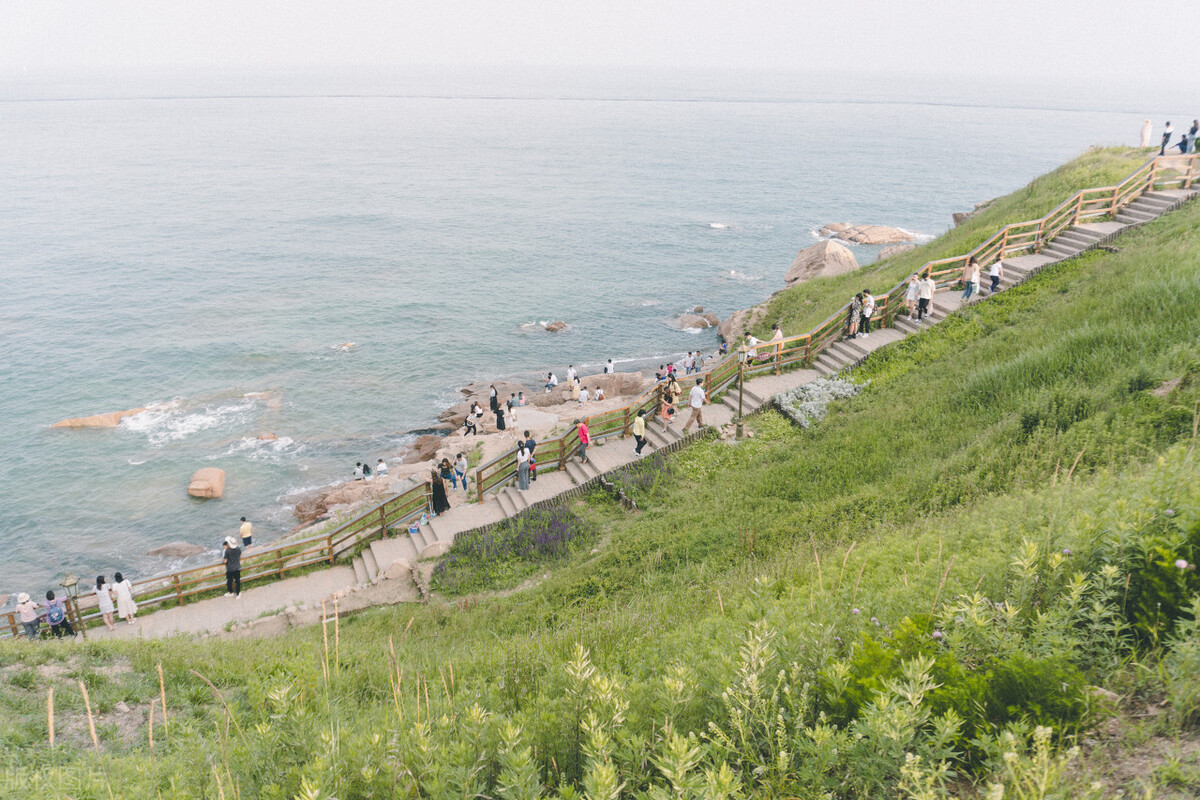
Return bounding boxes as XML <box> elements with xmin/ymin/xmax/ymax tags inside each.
<box><xmin>1186</xmin><ymin>155</ymin><xmax>1197</xmax><ymax>189</ymax></box>
<box><xmin>378</xmin><ymin>506</ymin><xmax>387</xmax><ymax>537</ymax></box>
<box><xmin>1074</xmin><ymin>193</ymin><xmax>1083</xmax><ymax>225</ymax></box>
<box><xmin>326</xmin><ymin>535</ymin><xmax>334</xmax><ymax>564</ymax></box>
<box><xmin>6</xmin><ymin>612</ymin><xmax>17</xmax><ymax>638</ymax></box>
<box><xmin>276</xmin><ymin>547</ymin><xmax>286</xmax><ymax>578</ymax></box>
<box><xmin>172</xmin><ymin>574</ymin><xmax>183</xmax><ymax>605</ymax></box>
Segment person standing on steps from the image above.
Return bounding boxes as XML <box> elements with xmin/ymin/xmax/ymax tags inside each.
<box><xmin>528</xmin><ymin>431</ymin><xmax>542</xmax><ymax>482</ymax></box>
<box><xmin>632</xmin><ymin>409</ymin><xmax>649</xmax><ymax>456</ymax></box>
<box><xmin>575</xmin><ymin>419</ymin><xmax>590</xmax><ymax>463</ymax></box>
<box><xmin>682</xmin><ymin>377</ymin><xmax>708</xmax><ymax>433</ymax></box>
<box><xmin>847</xmin><ymin>293</ymin><xmax>862</xmax><ymax>338</ymax></box>
<box><xmin>430</xmin><ymin>469</ymin><xmax>451</xmax><ymax>515</ymax></box>
<box><xmin>918</xmin><ymin>273</ymin><xmax>936</xmax><ymax>323</ymax></box>
<box><xmin>988</xmin><ymin>259</ymin><xmax>1005</xmax><ymax>294</ymax></box>
<box><xmin>859</xmin><ymin>291</ymin><xmax>875</xmax><ymax>337</ymax></box>
<box><xmin>239</xmin><ymin>516</ymin><xmax>253</xmax><ymax>549</ymax></box>
<box><xmin>961</xmin><ymin>258</ymin><xmax>980</xmax><ymax>301</ymax></box>
<box><xmin>516</xmin><ymin>441</ymin><xmax>531</xmax><ymax>490</ymax></box>
<box><xmin>111</xmin><ymin>572</ymin><xmax>138</xmax><ymax>625</ymax></box>
<box><xmin>15</xmin><ymin>592</ymin><xmax>40</xmax><ymax>639</ymax></box>
<box><xmin>223</xmin><ymin>537</ymin><xmax>242</xmax><ymax>598</ymax></box>
<box><xmin>1161</xmin><ymin>121</ymin><xmax>1173</xmax><ymax>156</ymax></box>
<box><xmin>905</xmin><ymin>274</ymin><xmax>921</xmax><ymax>317</ymax></box>
<box><xmin>454</xmin><ymin>452</ymin><xmax>469</xmax><ymax>491</ymax></box>
<box><xmin>94</xmin><ymin>576</ymin><xmax>116</xmax><ymax>631</ymax></box>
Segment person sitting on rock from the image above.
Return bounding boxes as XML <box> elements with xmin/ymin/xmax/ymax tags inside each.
<box><xmin>353</xmin><ymin>462</ymin><xmax>364</xmax><ymax>480</ymax></box>
<box><xmin>545</xmin><ymin>372</ymin><xmax>558</xmax><ymax>392</ymax></box>
<box><xmin>595</xmin><ymin>387</ymin><xmax>605</xmax><ymax>401</ymax></box>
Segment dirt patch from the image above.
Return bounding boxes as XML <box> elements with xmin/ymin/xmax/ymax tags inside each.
<box><xmin>58</xmin><ymin>699</ymin><xmax>151</xmax><ymax>750</ymax></box>
<box><xmin>1153</xmin><ymin>377</ymin><xmax>1182</xmax><ymax>396</ymax></box>
<box><xmin>1075</xmin><ymin>708</ymin><xmax>1200</xmax><ymax>798</ymax></box>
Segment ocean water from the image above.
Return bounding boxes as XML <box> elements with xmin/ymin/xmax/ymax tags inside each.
<box><xmin>0</xmin><ymin>68</ymin><xmax>1172</xmax><ymax>596</ymax></box>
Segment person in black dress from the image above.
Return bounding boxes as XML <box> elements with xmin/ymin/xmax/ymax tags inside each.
<box><xmin>430</xmin><ymin>469</ymin><xmax>451</xmax><ymax>515</ymax></box>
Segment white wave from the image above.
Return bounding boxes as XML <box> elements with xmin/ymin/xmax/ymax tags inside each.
<box><xmin>208</xmin><ymin>435</ymin><xmax>301</xmax><ymax>462</ymax></box>
<box><xmin>708</xmin><ymin>222</ymin><xmax>730</xmax><ymax>229</ymax></box>
<box><xmin>126</xmin><ymin>458</ymin><xmax>147</xmax><ymax>466</ymax></box>
<box><xmin>626</xmin><ymin>299</ymin><xmax>662</xmax><ymax>307</ymax></box>
<box><xmin>122</xmin><ymin>398</ymin><xmax>258</xmax><ymax>446</ymax></box>
<box><xmin>724</xmin><ymin>270</ymin><xmax>763</xmax><ymax>282</ymax></box>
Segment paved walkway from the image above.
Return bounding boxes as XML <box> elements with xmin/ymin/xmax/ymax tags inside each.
<box><xmin>86</xmin><ymin>188</ymin><xmax>1197</xmax><ymax>639</ymax></box>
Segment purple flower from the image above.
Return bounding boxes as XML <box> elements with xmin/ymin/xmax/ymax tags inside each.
<box><xmin>1062</xmin><ymin>548</ymin><xmax>1073</xmax><ymax>556</ymax></box>
<box><xmin>851</xmin><ymin>608</ymin><xmax>860</xmax><ymax>615</ymax></box>
<box><xmin>1176</xmin><ymin>559</ymin><xmax>1190</xmax><ymax>570</ymax></box>
<box><xmin>1165</xmin><ymin>509</ymin><xmax>1175</xmax><ymax>516</ymax></box>
<box><xmin>834</xmin><ymin>636</ymin><xmax>842</xmax><ymax>643</ymax></box>
<box><xmin>870</xmin><ymin>617</ymin><xmax>880</xmax><ymax>626</ymax></box>
<box><xmin>932</xmin><ymin>630</ymin><xmax>943</xmax><ymax>639</ymax></box>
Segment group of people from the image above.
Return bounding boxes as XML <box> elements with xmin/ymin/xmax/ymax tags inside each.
<box><xmin>352</xmin><ymin>459</ymin><xmax>389</xmax><ymax>481</ymax></box>
<box><xmin>846</xmin><ymin>291</ymin><xmax>878</xmax><ymax>338</ymax></box>
<box><xmin>13</xmin><ymin>588</ymin><xmax>83</xmax><ymax>640</ymax></box>
<box><xmin>220</xmin><ymin>516</ymin><xmax>255</xmax><ymax>598</ymax></box>
<box><xmin>428</xmin><ymin>451</ymin><xmax>473</xmax><ymax>512</ymax></box>
<box><xmin>1143</xmin><ymin>119</ymin><xmax>1199</xmax><ymax>155</ymax></box>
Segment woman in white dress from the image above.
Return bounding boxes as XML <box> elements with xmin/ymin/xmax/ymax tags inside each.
<box><xmin>95</xmin><ymin>575</ymin><xmax>117</xmax><ymax>631</ymax></box>
<box><xmin>111</xmin><ymin>571</ymin><xmax>138</xmax><ymax>625</ymax></box>
<box><xmin>905</xmin><ymin>274</ymin><xmax>921</xmax><ymax>316</ymax></box>
<box><xmin>1140</xmin><ymin>119</ymin><xmax>1153</xmax><ymax>148</ymax></box>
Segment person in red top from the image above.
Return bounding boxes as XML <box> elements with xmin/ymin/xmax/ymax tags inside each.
<box><xmin>575</xmin><ymin>418</ymin><xmax>590</xmax><ymax>464</ymax></box>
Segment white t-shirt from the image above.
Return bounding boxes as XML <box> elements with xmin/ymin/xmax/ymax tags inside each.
<box><xmin>919</xmin><ymin>279</ymin><xmax>935</xmax><ymax>300</ymax></box>
<box><xmin>517</xmin><ymin>449</ymin><xmax>530</xmax><ymax>464</ymax></box>
<box><xmin>377</xmin><ymin>461</ymin><xmax>388</xmax><ymax>472</ymax></box>
<box><xmin>566</xmin><ymin>367</ymin><xmax>577</xmax><ymax>382</ymax></box>
<box><xmin>862</xmin><ymin>296</ymin><xmax>875</xmax><ymax>314</ymax></box>
<box><xmin>989</xmin><ymin>261</ymin><xmax>1003</xmax><ymax>277</ymax></box>
<box><xmin>689</xmin><ymin>385</ymin><xmax>706</xmax><ymax>408</ymax></box>
<box><xmin>579</xmin><ymin>389</ymin><xmax>590</xmax><ymax>403</ymax></box>
<box><xmin>547</xmin><ymin>374</ymin><xmax>558</xmax><ymax>386</ymax></box>
<box><xmin>604</xmin><ymin>362</ymin><xmax>614</xmax><ymax>374</ymax></box>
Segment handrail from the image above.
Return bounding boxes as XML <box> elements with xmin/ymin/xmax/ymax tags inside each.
<box><xmin>9</xmin><ymin>154</ymin><xmax>1194</xmax><ymax>639</ymax></box>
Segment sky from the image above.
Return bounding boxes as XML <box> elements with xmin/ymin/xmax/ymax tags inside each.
<box><xmin>4</xmin><ymin>0</ymin><xmax>1199</xmax><ymax>84</ymax></box>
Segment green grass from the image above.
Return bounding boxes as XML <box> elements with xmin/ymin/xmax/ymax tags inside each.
<box><xmin>3</xmin><ymin>155</ymin><xmax>1199</xmax><ymax>799</ymax></box>
<box><xmin>752</xmin><ymin>146</ymin><xmax>1150</xmax><ymax>339</ymax></box>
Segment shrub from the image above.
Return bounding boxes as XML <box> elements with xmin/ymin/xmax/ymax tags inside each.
<box><xmin>773</xmin><ymin>377</ymin><xmax>865</xmax><ymax>428</ymax></box>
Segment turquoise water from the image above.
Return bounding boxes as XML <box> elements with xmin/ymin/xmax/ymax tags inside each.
<box><xmin>0</xmin><ymin>69</ymin><xmax>1166</xmax><ymax>596</ymax></box>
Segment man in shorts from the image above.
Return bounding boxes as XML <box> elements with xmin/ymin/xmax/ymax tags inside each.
<box><xmin>682</xmin><ymin>377</ymin><xmax>708</xmax><ymax>433</ymax></box>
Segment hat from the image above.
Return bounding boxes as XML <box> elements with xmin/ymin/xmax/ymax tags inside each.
<box><xmin>17</xmin><ymin>592</ymin><xmax>30</xmax><ymax>604</ymax></box>
<box><xmin>224</xmin><ymin>537</ymin><xmax>238</xmax><ymax>548</ymax></box>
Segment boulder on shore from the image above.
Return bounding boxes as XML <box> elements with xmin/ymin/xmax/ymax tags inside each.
<box><xmin>820</xmin><ymin>223</ymin><xmax>915</xmax><ymax>245</ymax></box>
<box><xmin>187</xmin><ymin>468</ymin><xmax>225</xmax><ymax>499</ymax></box>
<box><xmin>147</xmin><ymin>541</ymin><xmax>207</xmax><ymax>558</ymax></box>
<box><xmin>784</xmin><ymin>240</ymin><xmax>860</xmax><ymax>287</ymax></box>
<box><xmin>878</xmin><ymin>244</ymin><xmax>917</xmax><ymax>260</ymax></box>
<box><xmin>718</xmin><ymin>304</ymin><xmax>767</xmax><ymax>343</ymax></box>
<box><xmin>51</xmin><ymin>408</ymin><xmax>146</xmax><ymax>428</ymax></box>
<box><xmin>675</xmin><ymin>313</ymin><xmax>720</xmax><ymax>329</ymax></box>
<box><xmin>290</xmin><ymin>477</ymin><xmax>407</xmax><ymax>524</ymax></box>
<box><xmin>403</xmin><ymin>434</ymin><xmax>445</xmax><ymax>464</ymax></box>
<box><xmin>544</xmin><ymin>321</ymin><xmax>568</xmax><ymax>332</ymax></box>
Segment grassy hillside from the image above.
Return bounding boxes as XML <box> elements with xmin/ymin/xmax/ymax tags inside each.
<box><xmin>4</xmin><ymin>161</ymin><xmax>1200</xmax><ymax>799</ymax></box>
<box><xmin>752</xmin><ymin>147</ymin><xmax>1150</xmax><ymax>339</ymax></box>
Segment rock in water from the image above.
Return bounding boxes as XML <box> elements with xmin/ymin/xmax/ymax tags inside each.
<box><xmin>51</xmin><ymin>408</ymin><xmax>146</xmax><ymax>428</ymax></box>
<box><xmin>257</xmin><ymin>433</ymin><xmax>278</xmax><ymax>441</ymax></box>
<box><xmin>544</xmin><ymin>321</ymin><xmax>568</xmax><ymax>332</ymax></box>
<box><xmin>675</xmin><ymin>313</ymin><xmax>720</xmax><ymax>329</ymax></box>
<box><xmin>147</xmin><ymin>542</ymin><xmax>207</xmax><ymax>558</ymax></box>
<box><xmin>784</xmin><ymin>240</ymin><xmax>860</xmax><ymax>286</ymax></box>
<box><xmin>188</xmin><ymin>468</ymin><xmax>226</xmax><ymax>499</ymax></box>
<box><xmin>819</xmin><ymin>223</ymin><xmax>915</xmax><ymax>245</ymax></box>
<box><xmin>878</xmin><ymin>244</ymin><xmax>917</xmax><ymax>260</ymax></box>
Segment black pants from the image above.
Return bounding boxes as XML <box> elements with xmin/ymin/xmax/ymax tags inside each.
<box><xmin>990</xmin><ymin>275</ymin><xmax>1000</xmax><ymax>292</ymax></box>
<box><xmin>861</xmin><ymin>313</ymin><xmax>872</xmax><ymax>334</ymax></box>
<box><xmin>634</xmin><ymin>434</ymin><xmax>646</xmax><ymax>454</ymax></box>
<box><xmin>51</xmin><ymin>620</ymin><xmax>74</xmax><ymax>638</ymax></box>
<box><xmin>917</xmin><ymin>297</ymin><xmax>930</xmax><ymax>321</ymax></box>
<box><xmin>1161</xmin><ymin>134</ymin><xmax>1170</xmax><ymax>155</ymax></box>
<box><xmin>226</xmin><ymin>570</ymin><xmax>241</xmax><ymax>595</ymax></box>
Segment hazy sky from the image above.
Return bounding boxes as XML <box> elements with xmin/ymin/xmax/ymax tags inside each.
<box><xmin>4</xmin><ymin>0</ymin><xmax>1197</xmax><ymax>82</ymax></box>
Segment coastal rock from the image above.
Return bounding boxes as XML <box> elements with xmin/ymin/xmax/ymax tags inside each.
<box><xmin>784</xmin><ymin>240</ymin><xmax>860</xmax><ymax>286</ymax></box>
<box><xmin>581</xmin><ymin>371</ymin><xmax>649</xmax><ymax>398</ymax></box>
<box><xmin>51</xmin><ymin>408</ymin><xmax>146</xmax><ymax>429</ymax></box>
<box><xmin>147</xmin><ymin>541</ymin><xmax>207</xmax><ymax>558</ymax></box>
<box><xmin>544</xmin><ymin>321</ymin><xmax>568</xmax><ymax>332</ymax></box>
<box><xmin>403</xmin><ymin>434</ymin><xmax>446</xmax><ymax>464</ymax></box>
<box><xmin>878</xmin><ymin>244</ymin><xmax>917</xmax><ymax>260</ymax></box>
<box><xmin>442</xmin><ymin>381</ymin><xmax>529</xmax><ymax>427</ymax></box>
<box><xmin>257</xmin><ymin>433</ymin><xmax>278</xmax><ymax>441</ymax></box>
<box><xmin>718</xmin><ymin>304</ymin><xmax>767</xmax><ymax>343</ymax></box>
<box><xmin>820</xmin><ymin>223</ymin><xmax>915</xmax><ymax>245</ymax></box>
<box><xmin>953</xmin><ymin>198</ymin><xmax>996</xmax><ymax>227</ymax></box>
<box><xmin>675</xmin><ymin>313</ymin><xmax>720</xmax><ymax>329</ymax></box>
<box><xmin>692</xmin><ymin>305</ymin><xmax>704</xmax><ymax>312</ymax></box>
<box><xmin>187</xmin><ymin>468</ymin><xmax>226</xmax><ymax>499</ymax></box>
<box><xmin>291</xmin><ymin>478</ymin><xmax>398</xmax><ymax>524</ymax></box>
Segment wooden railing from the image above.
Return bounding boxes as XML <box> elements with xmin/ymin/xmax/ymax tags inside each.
<box><xmin>6</xmin><ymin>155</ymin><xmax>1195</xmax><ymax>640</ymax></box>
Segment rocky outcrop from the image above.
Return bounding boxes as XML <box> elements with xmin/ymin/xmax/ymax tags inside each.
<box><xmin>257</xmin><ymin>433</ymin><xmax>278</xmax><ymax>441</ymax></box>
<box><xmin>403</xmin><ymin>434</ymin><xmax>445</xmax><ymax>464</ymax></box>
<box><xmin>187</xmin><ymin>468</ymin><xmax>225</xmax><ymax>499</ymax></box>
<box><xmin>439</xmin><ymin>381</ymin><xmax>529</xmax><ymax>427</ymax></box>
<box><xmin>820</xmin><ymin>223</ymin><xmax>915</xmax><ymax>245</ymax></box>
<box><xmin>291</xmin><ymin>478</ymin><xmax>405</xmax><ymax>524</ymax></box>
<box><xmin>51</xmin><ymin>408</ymin><xmax>146</xmax><ymax>428</ymax></box>
<box><xmin>878</xmin><ymin>244</ymin><xmax>917</xmax><ymax>260</ymax></box>
<box><xmin>544</xmin><ymin>321</ymin><xmax>568</xmax><ymax>332</ymax></box>
<box><xmin>675</xmin><ymin>313</ymin><xmax>720</xmax><ymax>329</ymax></box>
<box><xmin>719</xmin><ymin>304</ymin><xmax>767</xmax><ymax>343</ymax></box>
<box><xmin>147</xmin><ymin>542</ymin><xmax>207</xmax><ymax>558</ymax></box>
<box><xmin>784</xmin><ymin>240</ymin><xmax>860</xmax><ymax>286</ymax></box>
<box><xmin>953</xmin><ymin>199</ymin><xmax>995</xmax><ymax>227</ymax></box>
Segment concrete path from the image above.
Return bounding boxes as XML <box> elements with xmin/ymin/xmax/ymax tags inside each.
<box><xmin>85</xmin><ymin>189</ymin><xmax>1197</xmax><ymax>639</ymax></box>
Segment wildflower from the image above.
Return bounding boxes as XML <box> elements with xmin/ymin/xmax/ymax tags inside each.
<box><xmin>1176</xmin><ymin>559</ymin><xmax>1190</xmax><ymax>570</ymax></box>
<box><xmin>1062</xmin><ymin>548</ymin><xmax>1073</xmax><ymax>556</ymax></box>
<box><xmin>932</xmin><ymin>630</ymin><xmax>943</xmax><ymax>640</ymax></box>
<box><xmin>1165</xmin><ymin>509</ymin><xmax>1175</xmax><ymax>516</ymax></box>
<box><xmin>870</xmin><ymin>617</ymin><xmax>879</xmax><ymax>626</ymax></box>
<box><xmin>834</xmin><ymin>636</ymin><xmax>842</xmax><ymax>643</ymax></box>
<box><xmin>851</xmin><ymin>608</ymin><xmax>860</xmax><ymax>615</ymax></box>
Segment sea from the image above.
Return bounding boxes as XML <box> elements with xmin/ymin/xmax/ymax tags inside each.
<box><xmin>0</xmin><ymin>66</ymin><xmax>1185</xmax><ymax>598</ymax></box>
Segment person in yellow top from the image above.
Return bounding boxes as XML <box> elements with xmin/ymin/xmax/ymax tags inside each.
<box><xmin>631</xmin><ymin>409</ymin><xmax>649</xmax><ymax>456</ymax></box>
<box><xmin>239</xmin><ymin>516</ymin><xmax>253</xmax><ymax>548</ymax></box>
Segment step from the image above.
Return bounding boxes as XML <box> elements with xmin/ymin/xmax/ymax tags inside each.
<box><xmin>361</xmin><ymin>546</ymin><xmax>379</xmax><ymax>581</ymax></box>
<box><xmin>351</xmin><ymin>556</ymin><xmax>368</xmax><ymax>585</ymax></box>
<box><xmin>840</xmin><ymin>337</ymin><xmax>874</xmax><ymax>359</ymax></box>
<box><xmin>1131</xmin><ymin>193</ymin><xmax>1175</xmax><ymax>209</ymax></box>
<box><xmin>426</xmin><ymin>515</ymin><xmax>453</xmax><ymax>543</ymax></box>
<box><xmin>893</xmin><ymin>318</ymin><xmax>920</xmax><ymax>335</ymax></box>
<box><xmin>495</xmin><ymin>488</ymin><xmax>519</xmax><ymax>516</ymax></box>
<box><xmin>1125</xmin><ymin>200</ymin><xmax>1168</xmax><ymax>217</ymax></box>
<box><xmin>1114</xmin><ymin>212</ymin><xmax>1152</xmax><ymax>225</ymax></box>
<box><xmin>563</xmin><ymin>460</ymin><xmax>589</xmax><ymax>485</ymax></box>
<box><xmin>1116</xmin><ymin>207</ymin><xmax>1157</xmax><ymax>222</ymax></box>
<box><xmin>827</xmin><ymin>342</ymin><xmax>863</xmax><ymax>363</ymax></box>
<box><xmin>1052</xmin><ymin>232</ymin><xmax>1094</xmax><ymax>249</ymax></box>
<box><xmin>506</xmin><ymin>486</ymin><xmax>530</xmax><ymax>512</ymax></box>
<box><xmin>370</xmin><ymin>536</ymin><xmax>415</xmax><ymax>568</ymax></box>
<box><xmin>1065</xmin><ymin>225</ymin><xmax>1105</xmax><ymax>241</ymax></box>
<box><xmin>814</xmin><ymin>353</ymin><xmax>843</xmax><ymax>374</ymax></box>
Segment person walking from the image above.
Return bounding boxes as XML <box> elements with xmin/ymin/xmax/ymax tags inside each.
<box><xmin>94</xmin><ymin>576</ymin><xmax>116</xmax><ymax>631</ymax></box>
<box><xmin>523</xmin><ymin>431</ymin><xmax>538</xmax><ymax>481</ymax></box>
<box><xmin>917</xmin><ymin>273</ymin><xmax>936</xmax><ymax>322</ymax></box>
<box><xmin>632</xmin><ymin>409</ymin><xmax>649</xmax><ymax>456</ymax></box>
<box><xmin>859</xmin><ymin>291</ymin><xmax>876</xmax><ymax>337</ymax></box>
<box><xmin>575</xmin><ymin>419</ymin><xmax>590</xmax><ymax>463</ymax></box>
<box><xmin>905</xmin><ymin>274</ymin><xmax>920</xmax><ymax>316</ymax></box>
<box><xmin>376</xmin><ymin>458</ymin><xmax>388</xmax><ymax>477</ymax></box>
<box><xmin>454</xmin><ymin>452</ymin><xmax>468</xmax><ymax>491</ymax></box>
<box><xmin>439</xmin><ymin>457</ymin><xmax>455</xmax><ymax>490</ymax></box>
<box><xmin>1161</xmin><ymin>121</ymin><xmax>1173</xmax><ymax>156</ymax></box>
<box><xmin>463</xmin><ymin>412</ymin><xmax>478</xmax><ymax>436</ymax></box>
<box><xmin>430</xmin><ymin>470</ymin><xmax>451</xmax><ymax>515</ymax></box>
<box><xmin>111</xmin><ymin>572</ymin><xmax>137</xmax><ymax>625</ymax></box>
<box><xmin>659</xmin><ymin>382</ymin><xmax>677</xmax><ymax>429</ymax></box>
<box><xmin>239</xmin><ymin>516</ymin><xmax>253</xmax><ymax>548</ymax></box>
<box><xmin>682</xmin><ymin>377</ymin><xmax>708</xmax><ymax>433</ymax></box>
<box><xmin>516</xmin><ymin>442</ymin><xmax>531</xmax><ymax>490</ymax></box>
<box><xmin>43</xmin><ymin>591</ymin><xmax>75</xmax><ymax>638</ymax></box>
<box><xmin>222</xmin><ymin>537</ymin><xmax>242</xmax><ymax>598</ymax></box>
<box><xmin>847</xmin><ymin>293</ymin><xmax>862</xmax><ymax>338</ymax></box>
<box><xmin>1140</xmin><ymin>119</ymin><xmax>1153</xmax><ymax>148</ymax></box>
<box><xmin>15</xmin><ymin>592</ymin><xmax>40</xmax><ymax>639</ymax></box>
<box><xmin>988</xmin><ymin>259</ymin><xmax>1005</xmax><ymax>293</ymax></box>
<box><xmin>961</xmin><ymin>258</ymin><xmax>980</xmax><ymax>301</ymax></box>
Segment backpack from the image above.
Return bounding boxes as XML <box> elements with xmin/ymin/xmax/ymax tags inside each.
<box><xmin>46</xmin><ymin>602</ymin><xmax>65</xmax><ymax>625</ymax></box>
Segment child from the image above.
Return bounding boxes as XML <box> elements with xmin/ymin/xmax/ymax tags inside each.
<box><xmin>43</xmin><ymin>590</ymin><xmax>75</xmax><ymax>638</ymax></box>
<box><xmin>15</xmin><ymin>592</ymin><xmax>40</xmax><ymax>639</ymax></box>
